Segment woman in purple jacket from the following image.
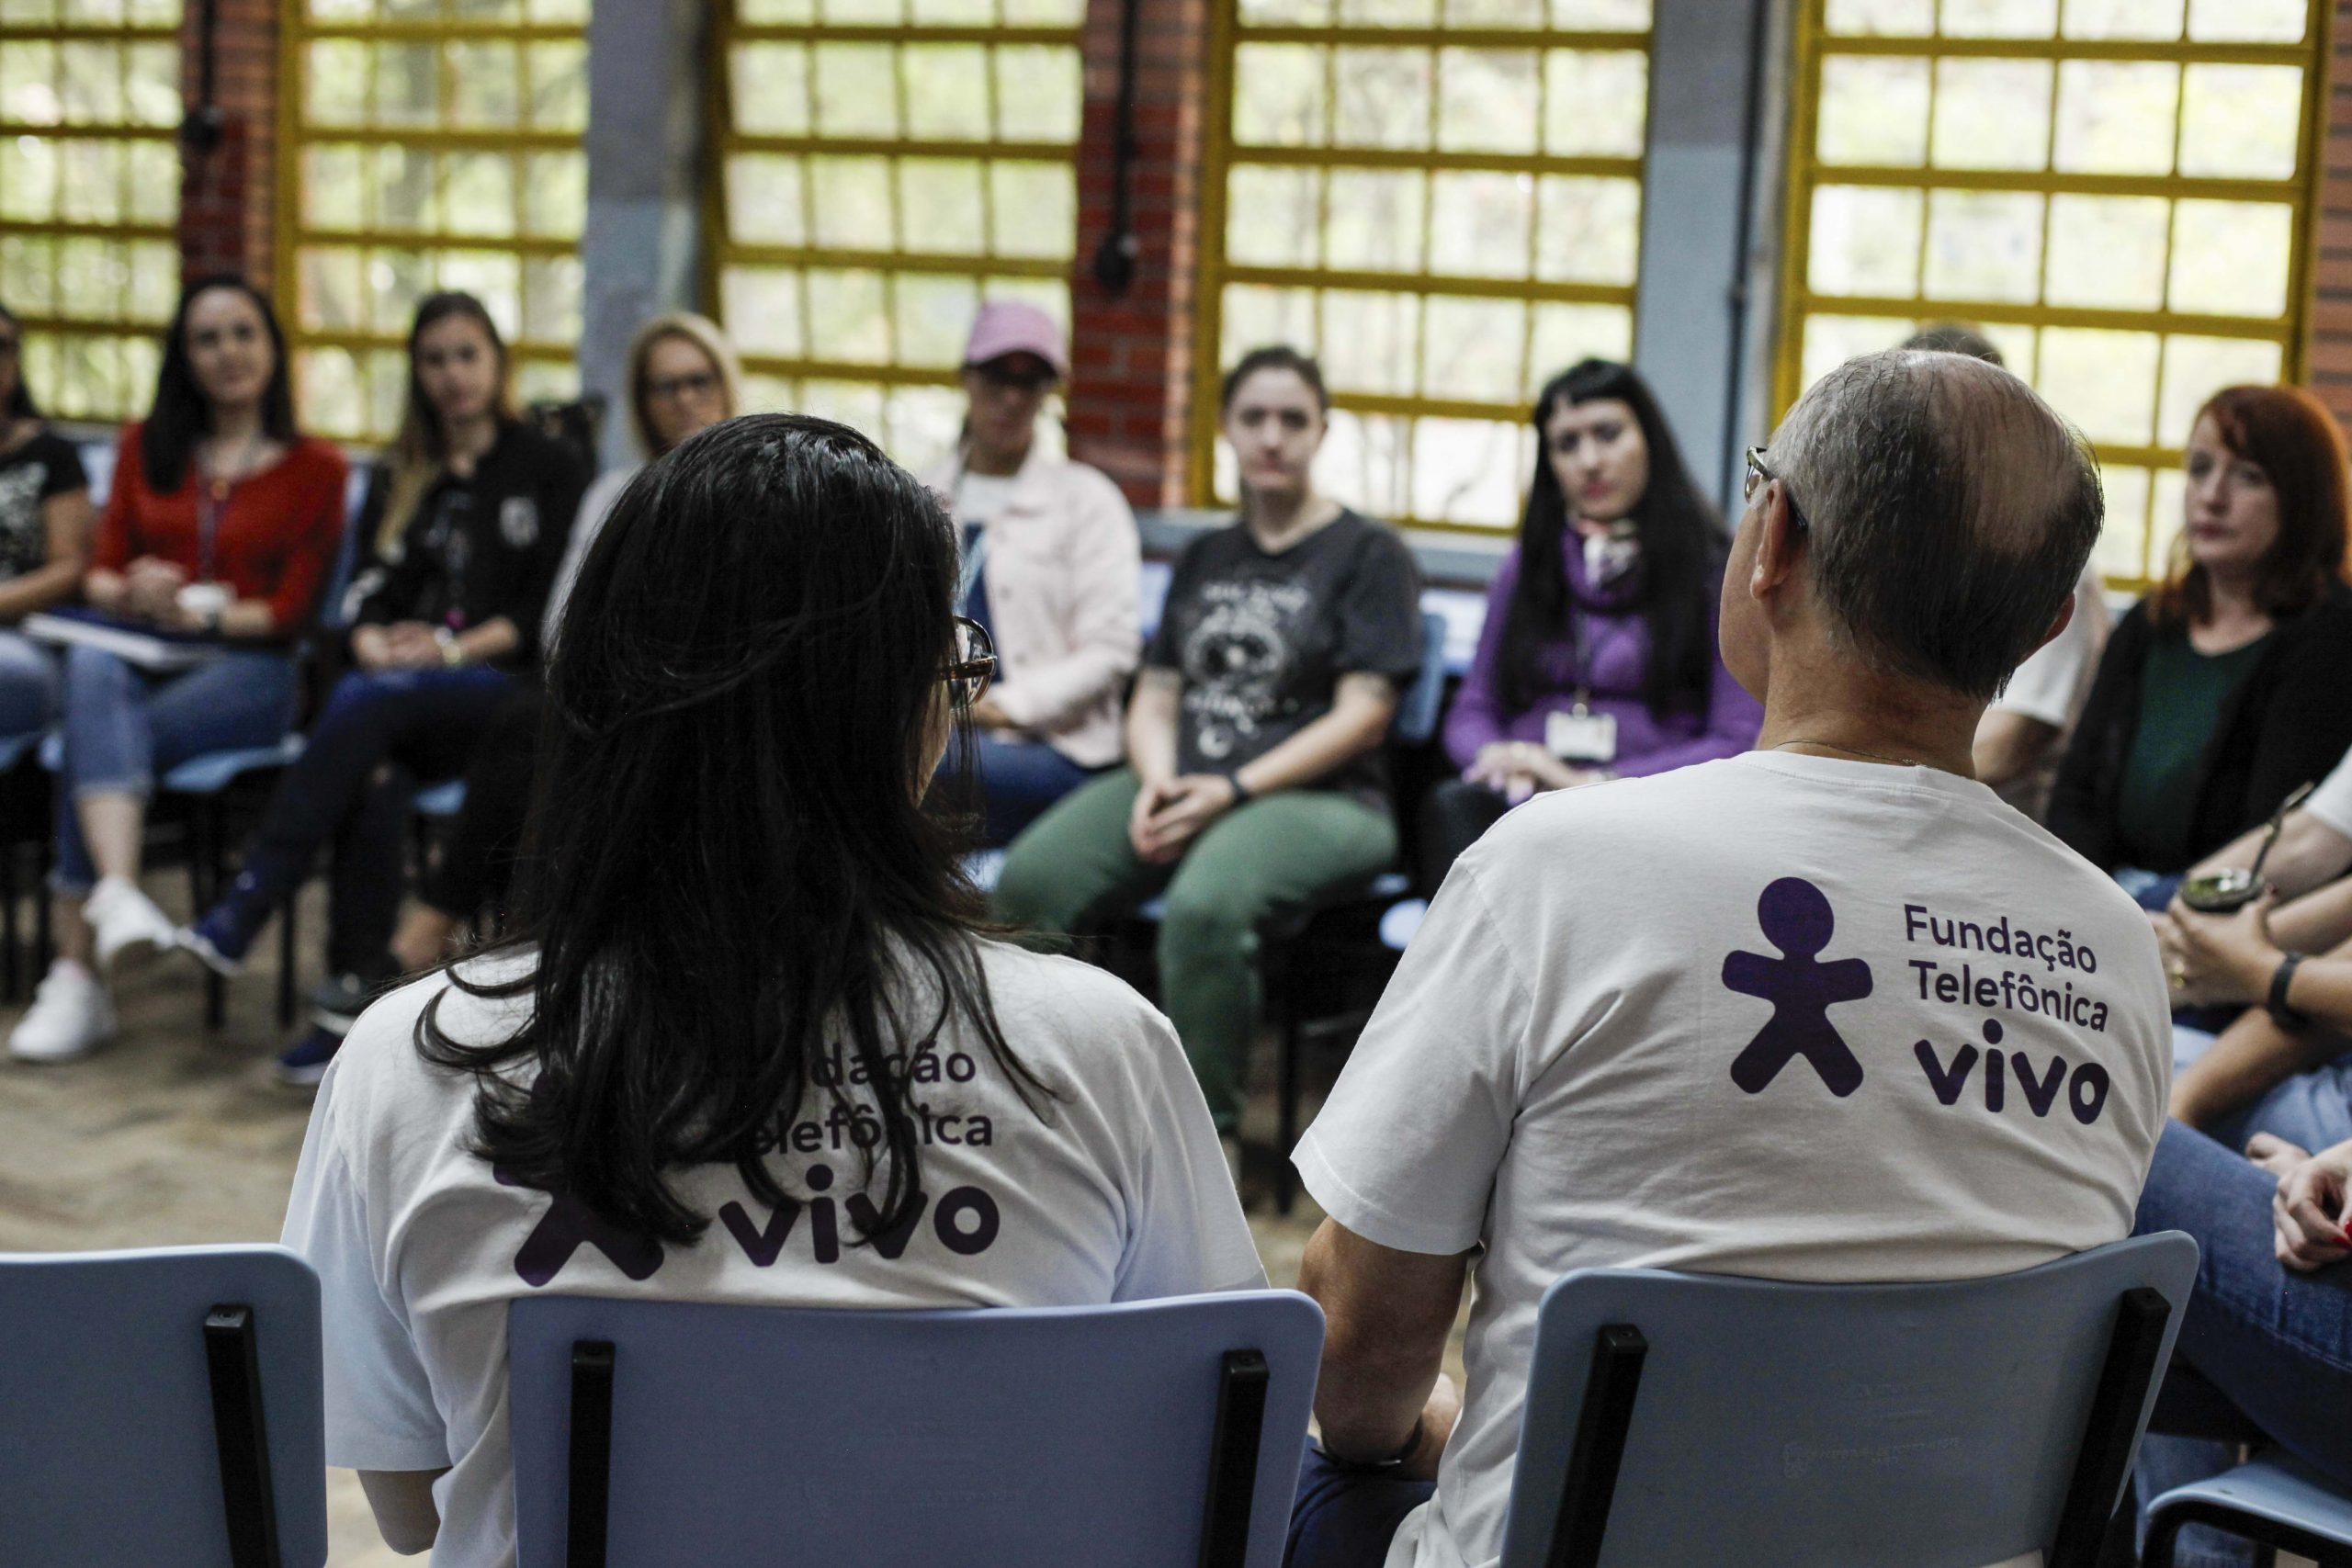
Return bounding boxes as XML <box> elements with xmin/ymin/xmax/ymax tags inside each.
<box><xmin>1425</xmin><ymin>359</ymin><xmax>1761</xmax><ymax>887</ymax></box>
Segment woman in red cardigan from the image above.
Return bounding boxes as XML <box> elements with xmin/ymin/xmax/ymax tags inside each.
<box><xmin>8</xmin><ymin>275</ymin><xmax>345</xmax><ymax>1064</ymax></box>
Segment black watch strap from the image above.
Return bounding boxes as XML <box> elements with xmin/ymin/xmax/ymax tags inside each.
<box><xmin>2268</xmin><ymin>952</ymin><xmax>2311</xmax><ymax>1032</ymax></box>
<box><xmin>1227</xmin><ymin>771</ymin><xmax>1253</xmax><ymax>805</ymax></box>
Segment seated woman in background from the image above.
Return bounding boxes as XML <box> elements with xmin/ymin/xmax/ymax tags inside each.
<box><xmin>993</xmin><ymin>346</ymin><xmax>1424</xmax><ymax>1163</ymax></box>
<box><xmin>0</xmin><ymin>299</ymin><xmax>94</xmax><ymax>736</ymax></box>
<box><xmin>281</xmin><ymin>414</ymin><xmax>1259</xmax><ymax>1562</ymax></box>
<box><xmin>924</xmin><ymin>300</ymin><xmax>1138</xmax><ymax>846</ymax></box>
<box><xmin>2050</xmin><ymin>385</ymin><xmax>2352</xmax><ymax>907</ymax></box>
<box><xmin>9</xmin><ymin>276</ymin><xmax>345</xmax><ymax>1065</ymax></box>
<box><xmin>1424</xmin><ymin>358</ymin><xmax>1758</xmax><ymax>888</ymax></box>
<box><xmin>178</xmin><ymin>291</ymin><xmax>588</xmax><ymax>1088</ymax></box>
<box><xmin>383</xmin><ymin>310</ymin><xmax>741</xmax><ymax>974</ymax></box>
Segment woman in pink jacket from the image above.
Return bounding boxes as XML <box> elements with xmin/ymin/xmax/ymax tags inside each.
<box><xmin>925</xmin><ymin>302</ymin><xmax>1141</xmax><ymax>844</ymax></box>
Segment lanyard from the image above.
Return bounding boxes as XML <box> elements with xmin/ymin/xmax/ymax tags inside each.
<box><xmin>196</xmin><ymin>474</ymin><xmax>231</xmax><ymax>584</ymax></box>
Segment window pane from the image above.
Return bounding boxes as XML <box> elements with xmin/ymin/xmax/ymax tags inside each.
<box><xmin>2166</xmin><ymin>199</ymin><xmax>2291</xmax><ymax>318</ymax></box>
<box><xmin>2177</xmin><ymin>64</ymin><xmax>2301</xmax><ymax>179</ymax></box>
<box><xmin>1235</xmin><ymin>44</ymin><xmax>1327</xmax><ymax>147</ymax></box>
<box><xmin>729</xmin><ymin>44</ymin><xmax>810</xmax><ymax>137</ymax></box>
<box><xmin>2042</xmin><ymin>194</ymin><xmax>2168</xmax><ymax>310</ymax></box>
<box><xmin>1817</xmin><ymin>55</ymin><xmax>1929</xmax><ymax>166</ymax></box>
<box><xmin>2186</xmin><ymin>0</ymin><xmax>2304</xmax><ymax>41</ymax></box>
<box><xmin>1227</xmin><ymin>166</ymin><xmax>1323</xmax><ymax>267</ymax></box>
<box><xmin>899</xmin><ymin>159</ymin><xmax>986</xmax><ymax>256</ymax></box>
<box><xmin>1534</xmin><ymin>175</ymin><xmax>1639</xmax><ymax>286</ymax></box>
<box><xmin>1428</xmin><ymin>172</ymin><xmax>1532</xmax><ymax>279</ymax></box>
<box><xmin>1808</xmin><ymin>186</ymin><xmax>1923</xmax><ymax>297</ymax></box>
<box><xmin>2156</xmin><ymin>335</ymin><xmax>2282</xmax><ymax>446</ymax></box>
<box><xmin>902</xmin><ymin>44</ymin><xmax>990</xmax><ymax>141</ymax></box>
<box><xmin>2061</xmin><ymin>0</ymin><xmax>2184</xmax><ymax>39</ymax></box>
<box><xmin>2036</xmin><ymin>328</ymin><xmax>2160</xmax><ymax>445</ymax></box>
<box><xmin>1436</xmin><ymin>49</ymin><xmax>1540</xmax><ymax>156</ymax></box>
<box><xmin>1332</xmin><ymin>47</ymin><xmax>1430</xmax><ymax>151</ymax></box>
<box><xmin>995</xmin><ymin>45</ymin><xmax>1079</xmax><ymax>142</ymax></box>
<box><xmin>1318</xmin><ymin>290</ymin><xmax>1419</xmax><ymax>397</ymax></box>
<box><xmin>726</xmin><ymin>154</ymin><xmax>806</xmax><ymax>246</ymax></box>
<box><xmin>809</xmin><ymin>155</ymin><xmax>896</xmax><ymax>251</ymax></box>
<box><xmin>2052</xmin><ymin>61</ymin><xmax>2177</xmax><ymax>175</ymax></box>
<box><xmin>1922</xmin><ymin>189</ymin><xmax>2043</xmax><ymax>302</ymax></box>
<box><xmin>1930</xmin><ymin>59</ymin><xmax>2052</xmax><ymax>170</ymax></box>
<box><xmin>1544</xmin><ymin>51</ymin><xmax>1645</xmax><ymax>158</ymax></box>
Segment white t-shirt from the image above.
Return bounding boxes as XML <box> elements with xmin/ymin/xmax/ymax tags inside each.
<box><xmin>1295</xmin><ymin>750</ymin><xmax>2170</xmax><ymax>1568</ymax></box>
<box><xmin>1985</xmin><ymin>568</ymin><xmax>2109</xmax><ymax>818</ymax></box>
<box><xmin>539</xmin><ymin>464</ymin><xmax>637</xmax><ymax>649</ymax></box>
<box><xmin>2306</xmin><ymin>746</ymin><xmax>2352</xmax><ymax>841</ymax></box>
<box><xmin>283</xmin><ymin>942</ymin><xmax>1263</xmax><ymax>1568</ymax></box>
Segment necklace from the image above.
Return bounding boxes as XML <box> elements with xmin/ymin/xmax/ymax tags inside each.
<box><xmin>202</xmin><ymin>432</ymin><xmax>265</xmax><ymax>502</ymax></box>
<box><xmin>1770</xmin><ymin>738</ymin><xmax>1932</xmax><ymax>769</ymax></box>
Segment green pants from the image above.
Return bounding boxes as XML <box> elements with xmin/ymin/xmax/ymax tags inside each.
<box><xmin>993</xmin><ymin>768</ymin><xmax>1398</xmax><ymax>1134</ymax></box>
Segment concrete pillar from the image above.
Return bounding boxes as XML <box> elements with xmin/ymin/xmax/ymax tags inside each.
<box><xmin>580</xmin><ymin>0</ymin><xmax>709</xmax><ymax>468</ymax></box>
<box><xmin>1633</xmin><ymin>0</ymin><xmax>1781</xmax><ymax>513</ymax></box>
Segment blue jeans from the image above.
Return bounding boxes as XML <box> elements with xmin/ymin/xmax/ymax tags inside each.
<box><xmin>53</xmin><ymin>644</ymin><xmax>300</xmax><ymax>892</ymax></box>
<box><xmin>1285</xmin><ymin>1443</ymin><xmax>1433</xmax><ymax>1568</ymax></box>
<box><xmin>2134</xmin><ymin>1120</ymin><xmax>2352</xmax><ymax>1566</ymax></box>
<box><xmin>2119</xmin><ymin>867</ymin><xmax>2187</xmax><ymax>912</ymax></box>
<box><xmin>2172</xmin><ymin>1021</ymin><xmax>2352</xmax><ymax>1160</ymax></box>
<box><xmin>0</xmin><ymin>628</ymin><xmax>59</xmax><ymax>737</ymax></box>
<box><xmin>937</xmin><ymin>733</ymin><xmax>1097</xmax><ymax>848</ymax></box>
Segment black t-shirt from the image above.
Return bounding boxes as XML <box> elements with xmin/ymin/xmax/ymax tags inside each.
<box><xmin>0</xmin><ymin>429</ymin><xmax>87</xmax><ymax>582</ymax></box>
<box><xmin>1145</xmin><ymin>509</ymin><xmax>1425</xmax><ymax>808</ymax></box>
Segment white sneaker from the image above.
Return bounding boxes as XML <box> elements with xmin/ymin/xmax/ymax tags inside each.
<box><xmin>84</xmin><ymin>875</ymin><xmax>176</xmax><ymax>973</ymax></box>
<box><xmin>7</xmin><ymin>960</ymin><xmax>117</xmax><ymax>1063</ymax></box>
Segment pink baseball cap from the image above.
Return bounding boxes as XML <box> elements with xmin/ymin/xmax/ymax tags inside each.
<box><xmin>962</xmin><ymin>300</ymin><xmax>1069</xmax><ymax>379</ymax></box>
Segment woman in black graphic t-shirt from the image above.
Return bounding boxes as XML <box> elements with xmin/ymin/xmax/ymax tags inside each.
<box><xmin>0</xmin><ymin>300</ymin><xmax>95</xmax><ymax>735</ymax></box>
<box><xmin>995</xmin><ymin>346</ymin><xmax>1425</xmax><ymax>1151</ymax></box>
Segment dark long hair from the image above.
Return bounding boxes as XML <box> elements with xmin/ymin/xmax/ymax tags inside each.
<box><xmin>0</xmin><ymin>301</ymin><xmax>37</xmax><ymax>421</ymax></box>
<box><xmin>141</xmin><ymin>275</ymin><xmax>299</xmax><ymax>495</ymax></box>
<box><xmin>419</xmin><ymin>414</ymin><xmax>1053</xmax><ymax>1246</ymax></box>
<box><xmin>1497</xmin><ymin>359</ymin><xmax>1723</xmax><ymax>716</ymax></box>
<box><xmin>2149</xmin><ymin>384</ymin><xmax>2352</xmax><ymax>631</ymax></box>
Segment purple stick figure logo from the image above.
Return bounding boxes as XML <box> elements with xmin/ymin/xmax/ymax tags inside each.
<box><xmin>1722</xmin><ymin>877</ymin><xmax>1874</xmax><ymax>1097</ymax></box>
<box><xmin>496</xmin><ymin>1167</ymin><xmax>666</xmax><ymax>1288</ymax></box>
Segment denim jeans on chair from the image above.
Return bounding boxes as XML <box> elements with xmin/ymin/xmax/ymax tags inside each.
<box><xmin>0</xmin><ymin>628</ymin><xmax>60</xmax><ymax>738</ymax></box>
<box><xmin>52</xmin><ymin>644</ymin><xmax>300</xmax><ymax>893</ymax></box>
<box><xmin>2133</xmin><ymin>1120</ymin><xmax>2352</xmax><ymax>1567</ymax></box>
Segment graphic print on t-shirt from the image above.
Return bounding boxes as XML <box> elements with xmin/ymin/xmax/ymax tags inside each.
<box><xmin>1722</xmin><ymin>877</ymin><xmax>1873</xmax><ymax>1096</ymax></box>
<box><xmin>1718</xmin><ymin>874</ymin><xmax>2122</xmax><ymax>1127</ymax></box>
<box><xmin>497</xmin><ymin>1036</ymin><xmax>1010</xmax><ymax>1285</ymax></box>
<box><xmin>1179</xmin><ymin>578</ymin><xmax>1303</xmax><ymax>761</ymax></box>
<box><xmin>0</xmin><ymin>462</ymin><xmax>49</xmax><ymax>578</ymax></box>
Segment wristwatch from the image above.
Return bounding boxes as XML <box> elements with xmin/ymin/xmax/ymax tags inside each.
<box><xmin>2268</xmin><ymin>952</ymin><xmax>2311</xmax><ymax>1032</ymax></box>
<box><xmin>1227</xmin><ymin>771</ymin><xmax>1254</xmax><ymax>805</ymax></box>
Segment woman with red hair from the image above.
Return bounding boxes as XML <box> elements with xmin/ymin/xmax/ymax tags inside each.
<box><xmin>2051</xmin><ymin>384</ymin><xmax>2352</xmax><ymax>902</ymax></box>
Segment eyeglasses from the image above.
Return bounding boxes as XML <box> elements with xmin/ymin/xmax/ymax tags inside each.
<box><xmin>943</xmin><ymin>615</ymin><xmax>997</xmax><ymax>710</ymax></box>
<box><xmin>646</xmin><ymin>370</ymin><xmax>720</xmax><ymax>403</ymax></box>
<box><xmin>1744</xmin><ymin>446</ymin><xmax>1810</xmax><ymax>533</ymax></box>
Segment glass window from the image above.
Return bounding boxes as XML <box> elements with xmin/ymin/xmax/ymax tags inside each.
<box><xmin>1194</xmin><ymin>0</ymin><xmax>1652</xmax><ymax>531</ymax></box>
<box><xmin>0</xmin><ymin>0</ymin><xmax>184</xmax><ymax>423</ymax></box>
<box><xmin>283</xmin><ymin>0</ymin><xmax>590</xmax><ymax>442</ymax></box>
<box><xmin>711</xmin><ymin>0</ymin><xmax>1084</xmax><ymax>474</ymax></box>
<box><xmin>1778</xmin><ymin>0</ymin><xmax>2322</xmax><ymax>585</ymax></box>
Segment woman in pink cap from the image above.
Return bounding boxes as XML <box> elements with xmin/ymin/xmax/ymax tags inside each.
<box><xmin>924</xmin><ymin>300</ymin><xmax>1140</xmax><ymax>845</ymax></box>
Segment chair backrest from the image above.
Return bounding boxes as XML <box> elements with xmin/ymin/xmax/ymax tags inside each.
<box><xmin>1393</xmin><ymin>609</ymin><xmax>1450</xmax><ymax>747</ymax></box>
<box><xmin>509</xmin><ymin>1290</ymin><xmax>1324</xmax><ymax>1568</ymax></box>
<box><xmin>1496</xmin><ymin>1232</ymin><xmax>2199</xmax><ymax>1568</ymax></box>
<box><xmin>0</xmin><ymin>1245</ymin><xmax>328</xmax><ymax>1568</ymax></box>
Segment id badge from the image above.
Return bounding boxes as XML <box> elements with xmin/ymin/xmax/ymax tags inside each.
<box><xmin>1545</xmin><ymin>705</ymin><xmax>1618</xmax><ymax>764</ymax></box>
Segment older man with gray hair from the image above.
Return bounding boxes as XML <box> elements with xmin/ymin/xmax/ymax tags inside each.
<box><xmin>1283</xmin><ymin>350</ymin><xmax>2174</xmax><ymax>1568</ymax></box>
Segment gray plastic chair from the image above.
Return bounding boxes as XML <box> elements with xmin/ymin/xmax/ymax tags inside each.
<box><xmin>508</xmin><ymin>1290</ymin><xmax>1323</xmax><ymax>1568</ymax></box>
<box><xmin>1495</xmin><ymin>1233</ymin><xmax>2199</xmax><ymax>1568</ymax></box>
<box><xmin>0</xmin><ymin>1244</ymin><xmax>328</xmax><ymax>1568</ymax></box>
<box><xmin>2146</xmin><ymin>1452</ymin><xmax>2352</xmax><ymax>1567</ymax></box>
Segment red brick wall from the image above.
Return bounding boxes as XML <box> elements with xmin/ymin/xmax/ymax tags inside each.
<box><xmin>2309</xmin><ymin>2</ymin><xmax>2352</xmax><ymax>427</ymax></box>
<box><xmin>1068</xmin><ymin>0</ymin><xmax>1212</xmax><ymax>508</ymax></box>
<box><xmin>177</xmin><ymin>0</ymin><xmax>277</xmax><ymax>288</ymax></box>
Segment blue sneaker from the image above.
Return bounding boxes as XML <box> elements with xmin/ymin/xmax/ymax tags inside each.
<box><xmin>178</xmin><ymin>897</ymin><xmax>266</xmax><ymax>977</ymax></box>
<box><xmin>273</xmin><ymin>1025</ymin><xmax>345</xmax><ymax>1090</ymax></box>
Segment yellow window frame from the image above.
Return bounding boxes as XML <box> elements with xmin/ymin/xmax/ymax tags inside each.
<box><xmin>1770</xmin><ymin>0</ymin><xmax>2332</xmax><ymax>590</ymax></box>
<box><xmin>705</xmin><ymin>0</ymin><xmax>1085</xmax><ymax>424</ymax></box>
<box><xmin>275</xmin><ymin>0</ymin><xmax>590</xmax><ymax>439</ymax></box>
<box><xmin>1187</xmin><ymin>0</ymin><xmax>1654</xmax><ymax>535</ymax></box>
<box><xmin>0</xmin><ymin>7</ymin><xmax>186</xmax><ymax>421</ymax></box>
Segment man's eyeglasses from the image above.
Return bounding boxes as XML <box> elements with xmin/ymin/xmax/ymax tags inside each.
<box><xmin>647</xmin><ymin>370</ymin><xmax>720</xmax><ymax>403</ymax></box>
<box><xmin>1744</xmin><ymin>446</ymin><xmax>1810</xmax><ymax>532</ymax></box>
<box><xmin>970</xmin><ymin>362</ymin><xmax>1057</xmax><ymax>396</ymax></box>
<box><xmin>943</xmin><ymin>615</ymin><xmax>998</xmax><ymax>710</ymax></box>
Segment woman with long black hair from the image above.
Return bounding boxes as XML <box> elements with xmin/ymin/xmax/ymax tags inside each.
<box><xmin>281</xmin><ymin>414</ymin><xmax>1259</xmax><ymax>1562</ymax></box>
<box><xmin>0</xmin><ymin>299</ymin><xmax>94</xmax><ymax>737</ymax></box>
<box><xmin>9</xmin><ymin>276</ymin><xmax>345</xmax><ymax>1064</ymax></box>
<box><xmin>177</xmin><ymin>291</ymin><xmax>588</xmax><ymax>1087</ymax></box>
<box><xmin>1423</xmin><ymin>358</ymin><xmax>1760</xmax><ymax>887</ymax></box>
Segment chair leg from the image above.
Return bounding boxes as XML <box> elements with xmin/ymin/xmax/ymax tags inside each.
<box><xmin>277</xmin><ymin>893</ymin><xmax>298</xmax><ymax>1029</ymax></box>
<box><xmin>3</xmin><ymin>840</ymin><xmax>19</xmax><ymax>1003</ymax></box>
<box><xmin>198</xmin><ymin>799</ymin><xmax>225</xmax><ymax>1032</ymax></box>
<box><xmin>33</xmin><ymin>832</ymin><xmax>51</xmax><ymax>975</ymax></box>
<box><xmin>1276</xmin><ymin>997</ymin><xmax>1301</xmax><ymax>1216</ymax></box>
